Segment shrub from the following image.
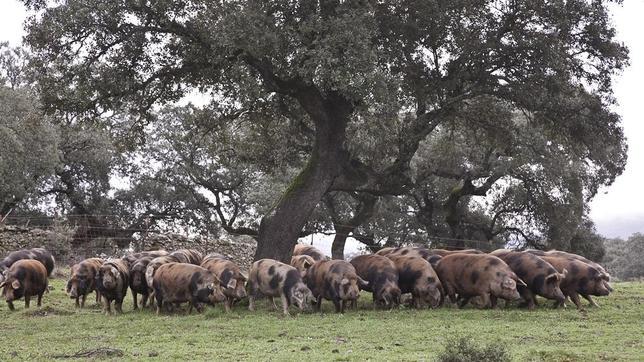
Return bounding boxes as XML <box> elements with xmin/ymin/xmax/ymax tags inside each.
<box><xmin>436</xmin><ymin>336</ymin><xmax>511</xmax><ymax>362</ymax></box>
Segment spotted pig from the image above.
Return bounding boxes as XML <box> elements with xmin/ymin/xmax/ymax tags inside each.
<box><xmin>247</xmin><ymin>259</ymin><xmax>314</xmax><ymax>316</ymax></box>
<box><xmin>349</xmin><ymin>254</ymin><xmax>401</xmax><ymax>309</ymax></box>
<box><xmin>305</xmin><ymin>260</ymin><xmax>368</xmax><ymax>313</ymax></box>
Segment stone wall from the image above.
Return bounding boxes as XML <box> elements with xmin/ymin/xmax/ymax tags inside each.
<box><xmin>0</xmin><ymin>225</ymin><xmax>257</xmax><ymax>270</ymax></box>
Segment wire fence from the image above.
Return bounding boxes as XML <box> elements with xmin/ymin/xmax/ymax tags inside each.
<box><xmin>0</xmin><ymin>214</ymin><xmax>499</xmax><ymax>261</ymax></box>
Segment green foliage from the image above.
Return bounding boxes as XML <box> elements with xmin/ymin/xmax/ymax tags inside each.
<box><xmin>0</xmin><ymin>84</ymin><xmax>59</xmax><ymax>215</ymax></box>
<box><xmin>0</xmin><ymin>279</ymin><xmax>643</xmax><ymax>360</ymax></box>
<box><xmin>436</xmin><ymin>336</ymin><xmax>510</xmax><ymax>362</ymax></box>
<box><xmin>604</xmin><ymin>233</ymin><xmax>644</xmax><ymax>280</ymax></box>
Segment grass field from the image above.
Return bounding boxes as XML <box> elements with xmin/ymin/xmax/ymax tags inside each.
<box><xmin>0</xmin><ymin>277</ymin><xmax>642</xmax><ymax>361</ymax></box>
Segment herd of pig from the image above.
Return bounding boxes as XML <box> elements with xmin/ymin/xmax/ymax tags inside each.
<box><xmin>0</xmin><ymin>244</ymin><xmax>613</xmax><ymax>315</ymax></box>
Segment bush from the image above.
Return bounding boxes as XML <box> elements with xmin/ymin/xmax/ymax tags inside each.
<box><xmin>436</xmin><ymin>336</ymin><xmax>511</xmax><ymax>362</ymax></box>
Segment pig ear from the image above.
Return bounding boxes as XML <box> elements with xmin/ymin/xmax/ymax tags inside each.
<box><xmin>516</xmin><ymin>278</ymin><xmax>527</xmax><ymax>287</ymax></box>
<box><xmin>11</xmin><ymin>280</ymin><xmax>21</xmax><ymax>289</ymax></box>
<box><xmin>357</xmin><ymin>277</ymin><xmax>369</xmax><ymax>289</ymax></box>
<box><xmin>561</xmin><ymin>268</ymin><xmax>568</xmax><ymax>278</ymax></box>
<box><xmin>111</xmin><ymin>267</ymin><xmax>119</xmax><ymax>276</ymax></box>
<box><xmin>303</xmin><ymin>259</ymin><xmax>314</xmax><ymax>269</ymax></box>
<box><xmin>240</xmin><ymin>272</ymin><xmax>248</xmax><ymax>281</ymax></box>
<box><xmin>545</xmin><ymin>273</ymin><xmax>558</xmax><ymax>283</ymax></box>
<box><xmin>340</xmin><ymin>278</ymin><xmax>350</xmax><ymax>285</ymax></box>
<box><xmin>226</xmin><ymin>279</ymin><xmax>237</xmax><ymax>290</ymax></box>
<box><xmin>0</xmin><ymin>281</ymin><xmax>5</xmax><ymax>288</ymax></box>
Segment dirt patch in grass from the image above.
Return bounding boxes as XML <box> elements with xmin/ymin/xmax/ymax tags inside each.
<box><xmin>51</xmin><ymin>347</ymin><xmax>124</xmax><ymax>359</ymax></box>
<box><xmin>24</xmin><ymin>306</ymin><xmax>74</xmax><ymax>317</ymax></box>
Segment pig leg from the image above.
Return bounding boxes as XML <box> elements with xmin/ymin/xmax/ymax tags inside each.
<box><xmin>224</xmin><ymin>297</ymin><xmax>232</xmax><ymax>313</ymax></box>
<box><xmin>7</xmin><ymin>301</ymin><xmax>15</xmax><ymax>311</ymax></box>
<box><xmin>37</xmin><ymin>292</ymin><xmax>44</xmax><ymax>307</ymax></box>
<box><xmin>457</xmin><ymin>296</ymin><xmax>471</xmax><ymax>309</ymax></box>
<box><xmin>115</xmin><ymin>299</ymin><xmax>123</xmax><ymax>314</ymax></box>
<box><xmin>103</xmin><ymin>296</ymin><xmax>112</xmax><ymax>315</ymax></box>
<box><xmin>341</xmin><ymin>300</ymin><xmax>350</xmax><ymax>313</ymax></box>
<box><xmin>478</xmin><ymin>293</ymin><xmax>491</xmax><ymax>309</ymax></box>
<box><xmin>581</xmin><ymin>294</ymin><xmax>599</xmax><ymax>307</ymax></box>
<box><xmin>315</xmin><ymin>295</ymin><xmax>323</xmax><ymax>312</ymax></box>
<box><xmin>281</xmin><ymin>294</ymin><xmax>290</xmax><ymax>316</ymax></box>
<box><xmin>268</xmin><ymin>297</ymin><xmax>279</xmax><ymax>310</ymax></box>
<box><xmin>142</xmin><ymin>294</ymin><xmax>148</xmax><ymax>308</ymax></box>
<box><xmin>132</xmin><ymin>291</ymin><xmax>139</xmax><ymax>310</ymax></box>
<box><xmin>332</xmin><ymin>298</ymin><xmax>341</xmax><ymax>313</ymax></box>
<box><xmin>247</xmin><ymin>281</ymin><xmax>259</xmax><ymax>311</ymax></box>
<box><xmin>75</xmin><ymin>297</ymin><xmax>80</xmax><ymax>308</ymax></box>
<box><xmin>25</xmin><ymin>296</ymin><xmax>31</xmax><ymax>308</ymax></box>
<box><xmin>519</xmin><ymin>288</ymin><xmax>535</xmax><ymax>309</ymax></box>
<box><xmin>80</xmin><ymin>294</ymin><xmax>86</xmax><ymax>308</ymax></box>
<box><xmin>490</xmin><ymin>295</ymin><xmax>498</xmax><ymax>309</ymax></box>
<box><xmin>569</xmin><ymin>291</ymin><xmax>583</xmax><ymax>309</ymax></box>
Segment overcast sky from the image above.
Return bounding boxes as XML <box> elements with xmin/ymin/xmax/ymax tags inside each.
<box><xmin>1</xmin><ymin>1</ymin><xmax>642</xmax><ymax>244</ymax></box>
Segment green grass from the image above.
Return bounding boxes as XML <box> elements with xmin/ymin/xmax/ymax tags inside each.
<box><xmin>1</xmin><ymin>278</ymin><xmax>642</xmax><ymax>361</ymax></box>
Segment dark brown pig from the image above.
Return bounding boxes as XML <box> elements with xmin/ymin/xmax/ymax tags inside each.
<box><xmin>66</xmin><ymin>257</ymin><xmax>103</xmax><ymax>308</ymax></box>
<box><xmin>490</xmin><ymin>250</ymin><xmax>566</xmax><ymax>309</ymax></box>
<box><xmin>290</xmin><ymin>255</ymin><xmax>316</xmax><ymax>277</ymax></box>
<box><xmin>539</xmin><ymin>256</ymin><xmax>611</xmax><ymax>309</ymax></box>
<box><xmin>129</xmin><ymin>257</ymin><xmax>153</xmax><ymax>310</ymax></box>
<box><xmin>169</xmin><ymin>249</ymin><xmax>203</xmax><ymax>265</ymax></box>
<box><xmin>527</xmin><ymin>249</ymin><xmax>612</xmax><ymax>303</ymax></box>
<box><xmin>153</xmin><ymin>263</ymin><xmax>226</xmax><ymax>314</ymax></box>
<box><xmin>0</xmin><ymin>248</ymin><xmax>55</xmax><ymax>283</ymax></box>
<box><xmin>434</xmin><ymin>254</ymin><xmax>525</xmax><ymax>308</ymax></box>
<box><xmin>387</xmin><ymin>255</ymin><xmax>443</xmax><ymax>308</ymax></box>
<box><xmin>95</xmin><ymin>259</ymin><xmax>129</xmax><ymax>314</ymax></box>
<box><xmin>247</xmin><ymin>259</ymin><xmax>314</xmax><ymax>316</ymax></box>
<box><xmin>0</xmin><ymin>260</ymin><xmax>48</xmax><ymax>310</ymax></box>
<box><xmin>123</xmin><ymin>250</ymin><xmax>168</xmax><ymax>267</ymax></box>
<box><xmin>293</xmin><ymin>244</ymin><xmax>328</xmax><ymax>261</ymax></box>
<box><xmin>200</xmin><ymin>254</ymin><xmax>247</xmax><ymax>312</ymax></box>
<box><xmin>349</xmin><ymin>254</ymin><xmax>401</xmax><ymax>309</ymax></box>
<box><xmin>304</xmin><ymin>260</ymin><xmax>368</xmax><ymax>313</ymax></box>
<box><xmin>145</xmin><ymin>255</ymin><xmax>181</xmax><ymax>305</ymax></box>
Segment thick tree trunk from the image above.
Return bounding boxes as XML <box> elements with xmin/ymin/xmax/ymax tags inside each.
<box><xmin>331</xmin><ymin>225</ymin><xmax>354</xmax><ymax>260</ymax></box>
<box><xmin>330</xmin><ymin>194</ymin><xmax>377</xmax><ymax>260</ymax></box>
<box><xmin>254</xmin><ymin>92</ymin><xmax>351</xmax><ymax>263</ymax></box>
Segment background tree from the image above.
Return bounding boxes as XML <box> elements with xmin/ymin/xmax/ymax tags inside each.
<box><xmin>20</xmin><ymin>0</ymin><xmax>629</xmax><ymax>261</ymax></box>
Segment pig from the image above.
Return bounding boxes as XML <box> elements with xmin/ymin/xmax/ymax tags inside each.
<box><xmin>526</xmin><ymin>249</ymin><xmax>612</xmax><ymax>304</ymax></box>
<box><xmin>293</xmin><ymin>244</ymin><xmax>328</xmax><ymax>261</ymax></box>
<box><xmin>200</xmin><ymin>254</ymin><xmax>248</xmax><ymax>312</ymax></box>
<box><xmin>145</xmin><ymin>255</ymin><xmax>181</xmax><ymax>305</ymax></box>
<box><xmin>428</xmin><ymin>248</ymin><xmax>483</xmax><ymax>257</ymax></box>
<box><xmin>169</xmin><ymin>249</ymin><xmax>204</xmax><ymax>265</ymax></box>
<box><xmin>0</xmin><ymin>248</ymin><xmax>55</xmax><ymax>283</ymax></box>
<box><xmin>0</xmin><ymin>259</ymin><xmax>48</xmax><ymax>310</ymax></box>
<box><xmin>123</xmin><ymin>250</ymin><xmax>169</xmax><ymax>267</ymax></box>
<box><xmin>247</xmin><ymin>259</ymin><xmax>314</xmax><ymax>316</ymax></box>
<box><xmin>387</xmin><ymin>255</ymin><xmax>443</xmax><ymax>308</ymax></box>
<box><xmin>349</xmin><ymin>254</ymin><xmax>401</xmax><ymax>309</ymax></box>
<box><xmin>153</xmin><ymin>263</ymin><xmax>226</xmax><ymax>314</ymax></box>
<box><xmin>304</xmin><ymin>260</ymin><xmax>368</xmax><ymax>313</ymax></box>
<box><xmin>66</xmin><ymin>257</ymin><xmax>103</xmax><ymax>308</ymax></box>
<box><xmin>290</xmin><ymin>255</ymin><xmax>316</xmax><ymax>277</ymax></box>
<box><xmin>434</xmin><ymin>254</ymin><xmax>525</xmax><ymax>308</ymax></box>
<box><xmin>95</xmin><ymin>259</ymin><xmax>129</xmax><ymax>314</ymax></box>
<box><xmin>374</xmin><ymin>247</ymin><xmax>397</xmax><ymax>257</ymax></box>
<box><xmin>129</xmin><ymin>257</ymin><xmax>153</xmax><ymax>310</ymax></box>
<box><xmin>490</xmin><ymin>250</ymin><xmax>566</xmax><ymax>309</ymax></box>
<box><xmin>539</xmin><ymin>256</ymin><xmax>611</xmax><ymax>309</ymax></box>
<box><xmin>384</xmin><ymin>247</ymin><xmax>433</xmax><ymax>260</ymax></box>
